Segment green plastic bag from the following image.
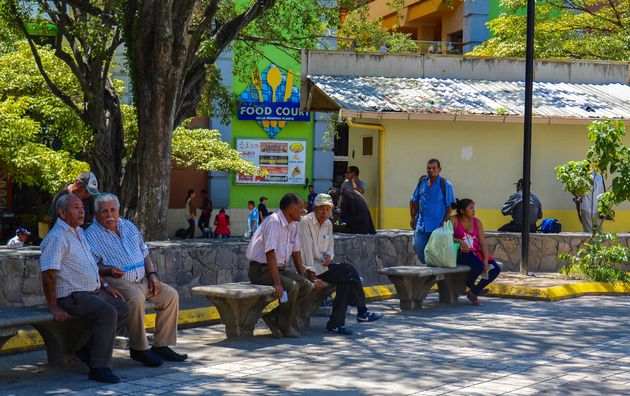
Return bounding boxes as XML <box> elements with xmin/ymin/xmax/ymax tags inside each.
<box><xmin>425</xmin><ymin>220</ymin><xmax>457</xmax><ymax>268</ymax></box>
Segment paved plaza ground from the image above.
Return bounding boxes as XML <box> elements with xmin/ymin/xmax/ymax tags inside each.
<box><xmin>1</xmin><ymin>294</ymin><xmax>630</xmax><ymax>395</ymax></box>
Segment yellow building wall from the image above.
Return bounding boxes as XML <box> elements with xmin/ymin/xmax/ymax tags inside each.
<box><xmin>349</xmin><ymin>120</ymin><xmax>630</xmax><ymax>232</ymax></box>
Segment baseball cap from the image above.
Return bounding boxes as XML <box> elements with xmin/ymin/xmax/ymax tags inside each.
<box><xmin>16</xmin><ymin>227</ymin><xmax>31</xmax><ymax>236</ymax></box>
<box><xmin>77</xmin><ymin>172</ymin><xmax>100</xmax><ymax>195</ymax></box>
<box><xmin>313</xmin><ymin>193</ymin><xmax>334</xmax><ymax>207</ymax></box>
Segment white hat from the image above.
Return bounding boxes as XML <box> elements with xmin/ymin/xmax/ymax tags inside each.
<box><xmin>313</xmin><ymin>193</ymin><xmax>334</xmax><ymax>207</ymax></box>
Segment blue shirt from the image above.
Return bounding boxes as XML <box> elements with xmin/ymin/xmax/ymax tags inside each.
<box><xmin>85</xmin><ymin>218</ymin><xmax>149</xmax><ymax>283</ymax></box>
<box><xmin>247</xmin><ymin>207</ymin><xmax>259</xmax><ymax>234</ymax></box>
<box><xmin>410</xmin><ymin>176</ymin><xmax>455</xmax><ymax>233</ymax></box>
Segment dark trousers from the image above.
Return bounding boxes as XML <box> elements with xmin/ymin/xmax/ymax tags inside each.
<box><xmin>498</xmin><ymin>221</ymin><xmax>537</xmax><ymax>232</ymax></box>
<box><xmin>198</xmin><ymin>213</ymin><xmax>210</xmax><ymax>234</ymax></box>
<box><xmin>186</xmin><ymin>219</ymin><xmax>195</xmax><ymax>239</ymax></box>
<box><xmin>318</xmin><ymin>263</ymin><xmax>366</xmax><ymax>327</ymax></box>
<box><xmin>457</xmin><ymin>251</ymin><xmax>501</xmax><ymax>295</ymax></box>
<box><xmin>248</xmin><ymin>262</ymin><xmax>313</xmax><ymax>332</ymax></box>
<box><xmin>58</xmin><ymin>290</ymin><xmax>129</xmax><ymax>369</ymax></box>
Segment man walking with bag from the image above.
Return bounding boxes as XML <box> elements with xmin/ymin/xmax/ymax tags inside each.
<box><xmin>409</xmin><ymin>159</ymin><xmax>456</xmax><ymax>264</ymax></box>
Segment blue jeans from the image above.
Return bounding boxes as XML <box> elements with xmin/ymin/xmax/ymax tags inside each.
<box><xmin>413</xmin><ymin>230</ymin><xmax>432</xmax><ymax>264</ymax></box>
<box><xmin>457</xmin><ymin>251</ymin><xmax>501</xmax><ymax>295</ymax></box>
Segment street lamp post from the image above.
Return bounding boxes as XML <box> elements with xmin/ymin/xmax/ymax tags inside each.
<box><xmin>521</xmin><ymin>0</ymin><xmax>536</xmax><ymax>274</ymax></box>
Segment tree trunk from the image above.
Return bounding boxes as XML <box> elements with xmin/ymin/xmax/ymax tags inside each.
<box><xmin>120</xmin><ymin>1</ymin><xmax>191</xmax><ymax>240</ymax></box>
<box><xmin>87</xmin><ymin>80</ymin><xmax>125</xmax><ymax>195</ymax></box>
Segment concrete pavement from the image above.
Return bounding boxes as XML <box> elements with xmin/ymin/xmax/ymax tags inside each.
<box><xmin>1</xmin><ymin>294</ymin><xmax>630</xmax><ymax>395</ymax></box>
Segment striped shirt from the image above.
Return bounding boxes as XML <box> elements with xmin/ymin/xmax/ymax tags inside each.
<box><xmin>40</xmin><ymin>219</ymin><xmax>100</xmax><ymax>298</ymax></box>
<box><xmin>85</xmin><ymin>218</ymin><xmax>149</xmax><ymax>283</ymax></box>
<box><xmin>246</xmin><ymin>210</ymin><xmax>300</xmax><ymax>267</ymax></box>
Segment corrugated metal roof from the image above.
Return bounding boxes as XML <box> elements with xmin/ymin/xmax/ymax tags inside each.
<box><xmin>307</xmin><ymin>75</ymin><xmax>630</xmax><ymax>119</ymax></box>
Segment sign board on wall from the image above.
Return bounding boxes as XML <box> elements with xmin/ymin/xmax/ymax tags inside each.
<box><xmin>237</xmin><ymin>65</ymin><xmax>310</xmax><ymax>139</ymax></box>
<box><xmin>236</xmin><ymin>139</ymin><xmax>306</xmax><ymax>185</ymax></box>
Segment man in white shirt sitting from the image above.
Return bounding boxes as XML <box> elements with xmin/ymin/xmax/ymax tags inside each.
<box><xmin>298</xmin><ymin>193</ymin><xmax>383</xmax><ymax>336</ymax></box>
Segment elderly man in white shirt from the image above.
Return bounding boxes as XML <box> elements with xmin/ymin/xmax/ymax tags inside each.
<box><xmin>85</xmin><ymin>193</ymin><xmax>187</xmax><ymax>367</ymax></box>
<box><xmin>40</xmin><ymin>194</ymin><xmax>129</xmax><ymax>384</ymax></box>
<box><xmin>246</xmin><ymin>193</ymin><xmax>321</xmax><ymax>338</ymax></box>
<box><xmin>298</xmin><ymin>193</ymin><xmax>383</xmax><ymax>336</ymax></box>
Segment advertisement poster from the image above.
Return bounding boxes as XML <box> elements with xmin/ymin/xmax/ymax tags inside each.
<box><xmin>236</xmin><ymin>139</ymin><xmax>307</xmax><ymax>185</ymax></box>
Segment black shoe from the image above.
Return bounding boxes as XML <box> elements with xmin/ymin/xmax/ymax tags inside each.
<box><xmin>130</xmin><ymin>348</ymin><xmax>164</xmax><ymax>367</ymax></box>
<box><xmin>75</xmin><ymin>345</ymin><xmax>90</xmax><ymax>367</ymax></box>
<box><xmin>88</xmin><ymin>367</ymin><xmax>121</xmax><ymax>384</ymax></box>
<box><xmin>151</xmin><ymin>346</ymin><xmax>188</xmax><ymax>362</ymax></box>
<box><xmin>326</xmin><ymin>324</ymin><xmax>354</xmax><ymax>336</ymax></box>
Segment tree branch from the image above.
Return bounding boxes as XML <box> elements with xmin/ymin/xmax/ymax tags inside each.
<box><xmin>213</xmin><ymin>0</ymin><xmax>277</xmax><ymax>56</ymax></box>
<box><xmin>10</xmin><ymin>3</ymin><xmax>87</xmax><ymax>123</ymax></box>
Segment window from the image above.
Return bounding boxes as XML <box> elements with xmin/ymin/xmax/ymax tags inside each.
<box><xmin>362</xmin><ymin>136</ymin><xmax>373</xmax><ymax>156</ymax></box>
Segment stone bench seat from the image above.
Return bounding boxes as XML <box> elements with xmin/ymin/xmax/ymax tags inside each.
<box><xmin>378</xmin><ymin>265</ymin><xmax>471</xmax><ymax>310</ymax></box>
<box><xmin>192</xmin><ymin>282</ymin><xmax>275</xmax><ymax>339</ymax></box>
<box><xmin>0</xmin><ymin>305</ymin><xmax>93</xmax><ymax>367</ymax></box>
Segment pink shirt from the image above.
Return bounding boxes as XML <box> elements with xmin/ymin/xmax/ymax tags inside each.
<box><xmin>246</xmin><ymin>211</ymin><xmax>300</xmax><ymax>266</ymax></box>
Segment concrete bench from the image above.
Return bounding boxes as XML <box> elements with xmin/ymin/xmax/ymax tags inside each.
<box><xmin>0</xmin><ymin>306</ymin><xmax>93</xmax><ymax>367</ymax></box>
<box><xmin>294</xmin><ymin>283</ymin><xmax>336</xmax><ymax>328</ymax></box>
<box><xmin>378</xmin><ymin>265</ymin><xmax>471</xmax><ymax>310</ymax></box>
<box><xmin>192</xmin><ymin>282</ymin><xmax>275</xmax><ymax>339</ymax></box>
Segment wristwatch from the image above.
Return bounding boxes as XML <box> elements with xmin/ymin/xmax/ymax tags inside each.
<box><xmin>101</xmin><ymin>282</ymin><xmax>109</xmax><ymax>289</ymax></box>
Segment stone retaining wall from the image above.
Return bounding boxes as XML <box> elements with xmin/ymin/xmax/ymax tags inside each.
<box><xmin>1</xmin><ymin>231</ymin><xmax>628</xmax><ymax>307</ymax></box>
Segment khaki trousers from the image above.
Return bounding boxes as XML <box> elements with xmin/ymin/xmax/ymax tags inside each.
<box><xmin>248</xmin><ymin>262</ymin><xmax>314</xmax><ymax>332</ymax></box>
<box><xmin>105</xmin><ymin>276</ymin><xmax>179</xmax><ymax>351</ymax></box>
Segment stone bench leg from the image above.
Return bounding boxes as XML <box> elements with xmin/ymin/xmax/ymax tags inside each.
<box><xmin>294</xmin><ymin>284</ymin><xmax>335</xmax><ymax>328</ymax></box>
<box><xmin>0</xmin><ymin>328</ymin><xmax>18</xmax><ymax>352</ymax></box>
<box><xmin>389</xmin><ymin>275</ymin><xmax>441</xmax><ymax>311</ymax></box>
<box><xmin>205</xmin><ymin>295</ymin><xmax>274</xmax><ymax>339</ymax></box>
<box><xmin>31</xmin><ymin>319</ymin><xmax>93</xmax><ymax>367</ymax></box>
<box><xmin>438</xmin><ymin>272</ymin><xmax>469</xmax><ymax>304</ymax></box>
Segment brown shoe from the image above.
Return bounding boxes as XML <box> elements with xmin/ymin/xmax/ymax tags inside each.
<box><xmin>281</xmin><ymin>326</ymin><xmax>301</xmax><ymax>338</ymax></box>
<box><xmin>262</xmin><ymin>314</ymin><xmax>283</xmax><ymax>338</ymax></box>
<box><xmin>466</xmin><ymin>290</ymin><xmax>481</xmax><ymax>306</ymax></box>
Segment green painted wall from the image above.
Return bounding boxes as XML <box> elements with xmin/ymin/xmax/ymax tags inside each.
<box><xmin>229</xmin><ymin>46</ymin><xmax>313</xmax><ymax>210</ymax></box>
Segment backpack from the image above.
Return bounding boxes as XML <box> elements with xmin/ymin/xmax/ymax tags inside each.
<box><xmin>418</xmin><ymin>175</ymin><xmax>447</xmax><ymax>205</ymax></box>
<box><xmin>540</xmin><ymin>218</ymin><xmax>561</xmax><ymax>233</ymax></box>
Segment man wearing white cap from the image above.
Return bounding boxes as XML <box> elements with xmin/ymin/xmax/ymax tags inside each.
<box><xmin>298</xmin><ymin>193</ymin><xmax>383</xmax><ymax>336</ymax></box>
<box><xmin>7</xmin><ymin>227</ymin><xmax>31</xmax><ymax>248</ymax></box>
<box><xmin>50</xmin><ymin>172</ymin><xmax>100</xmax><ymax>229</ymax></box>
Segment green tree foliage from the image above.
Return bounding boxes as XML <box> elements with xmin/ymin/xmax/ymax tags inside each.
<box><xmin>470</xmin><ymin>0</ymin><xmax>630</xmax><ymax>61</ymax></box>
<box><xmin>555</xmin><ymin>120</ymin><xmax>630</xmax><ymax>221</ymax></box>
<box><xmin>555</xmin><ymin>120</ymin><xmax>630</xmax><ymax>281</ymax></box>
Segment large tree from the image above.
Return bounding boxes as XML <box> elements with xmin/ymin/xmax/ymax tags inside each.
<box><xmin>470</xmin><ymin>0</ymin><xmax>630</xmax><ymax>61</ymax></box>
<box><xmin>1</xmin><ymin>0</ymin><xmax>286</xmax><ymax>239</ymax></box>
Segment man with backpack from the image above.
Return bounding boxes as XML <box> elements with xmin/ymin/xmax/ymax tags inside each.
<box><xmin>498</xmin><ymin>178</ymin><xmax>543</xmax><ymax>232</ymax></box>
<box><xmin>409</xmin><ymin>159</ymin><xmax>456</xmax><ymax>264</ymax></box>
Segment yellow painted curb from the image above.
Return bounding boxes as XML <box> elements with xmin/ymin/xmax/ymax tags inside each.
<box><xmin>3</xmin><ymin>280</ymin><xmax>630</xmax><ymax>355</ymax></box>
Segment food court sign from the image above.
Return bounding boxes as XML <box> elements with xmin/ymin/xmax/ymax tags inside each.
<box><xmin>238</xmin><ymin>65</ymin><xmax>310</xmax><ymax>139</ymax></box>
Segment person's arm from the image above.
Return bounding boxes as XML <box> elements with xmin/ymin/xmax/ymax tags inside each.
<box><xmin>501</xmin><ymin>193</ymin><xmax>518</xmax><ymax>216</ymax></box>
<box><xmin>441</xmin><ymin>182</ymin><xmax>455</xmax><ymax>225</ymax></box>
<box><xmin>353</xmin><ymin>178</ymin><xmax>365</xmax><ymax>194</ymax></box>
<box><xmin>298</xmin><ymin>220</ymin><xmax>315</xmax><ymax>272</ymax></box>
<box><xmin>265</xmin><ymin>250</ymin><xmax>284</xmax><ymax>299</ymax></box>
<box><xmin>325</xmin><ymin>222</ymin><xmax>335</xmax><ymax>264</ymax></box>
<box><xmin>409</xmin><ymin>200</ymin><xmax>419</xmax><ymax>229</ymax></box>
<box><xmin>41</xmin><ymin>270</ymin><xmax>70</xmax><ymax>321</ymax></box>
<box><xmin>476</xmin><ymin>219</ymin><xmax>490</xmax><ymax>270</ymax></box>
<box><xmin>144</xmin><ymin>255</ymin><xmax>161</xmax><ymax>295</ymax></box>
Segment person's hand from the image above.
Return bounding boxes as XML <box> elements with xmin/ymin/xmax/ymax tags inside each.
<box><xmin>148</xmin><ymin>273</ymin><xmax>161</xmax><ymax>296</ymax></box>
<box><xmin>410</xmin><ymin>218</ymin><xmax>415</xmax><ymax>229</ymax></box>
<box><xmin>459</xmin><ymin>242</ymin><xmax>471</xmax><ymax>253</ymax></box>
<box><xmin>110</xmin><ymin>267</ymin><xmax>124</xmax><ymax>278</ymax></box>
<box><xmin>50</xmin><ymin>305</ymin><xmax>70</xmax><ymax>322</ymax></box>
<box><xmin>313</xmin><ymin>279</ymin><xmax>327</xmax><ymax>290</ymax></box>
<box><xmin>105</xmin><ymin>285</ymin><xmax>125</xmax><ymax>300</ymax></box>
<box><xmin>322</xmin><ymin>257</ymin><xmax>332</xmax><ymax>267</ymax></box>
<box><xmin>273</xmin><ymin>282</ymin><xmax>284</xmax><ymax>299</ymax></box>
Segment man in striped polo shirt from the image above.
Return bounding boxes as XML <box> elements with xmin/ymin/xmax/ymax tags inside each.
<box><xmin>86</xmin><ymin>193</ymin><xmax>187</xmax><ymax>367</ymax></box>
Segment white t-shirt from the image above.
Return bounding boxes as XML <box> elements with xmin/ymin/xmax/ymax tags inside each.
<box><xmin>6</xmin><ymin>236</ymin><xmax>23</xmax><ymax>249</ymax></box>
